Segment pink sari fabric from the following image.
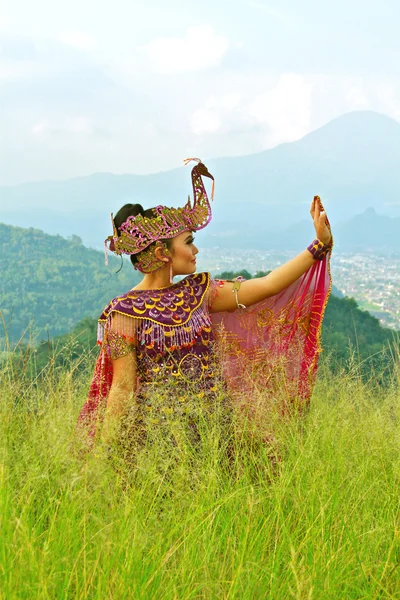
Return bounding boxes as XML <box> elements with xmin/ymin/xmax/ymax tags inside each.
<box><xmin>211</xmin><ymin>254</ymin><xmax>332</xmax><ymax>412</ymax></box>
<box><xmin>78</xmin><ymin>349</ymin><xmax>113</xmax><ymax>436</ymax></box>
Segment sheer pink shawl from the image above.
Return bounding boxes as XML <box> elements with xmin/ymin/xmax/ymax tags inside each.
<box><xmin>211</xmin><ymin>254</ymin><xmax>332</xmax><ymax>412</ymax></box>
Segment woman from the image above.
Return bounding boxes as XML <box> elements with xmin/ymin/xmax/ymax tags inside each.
<box><xmin>78</xmin><ymin>159</ymin><xmax>332</xmax><ymax>443</ymax></box>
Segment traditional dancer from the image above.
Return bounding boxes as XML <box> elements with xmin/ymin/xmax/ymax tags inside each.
<box><xmin>78</xmin><ymin>159</ymin><xmax>332</xmax><ymax>442</ymax></box>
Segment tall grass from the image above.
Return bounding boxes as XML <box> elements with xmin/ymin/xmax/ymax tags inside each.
<box><xmin>1</xmin><ymin>350</ymin><xmax>400</xmax><ymax>599</ymax></box>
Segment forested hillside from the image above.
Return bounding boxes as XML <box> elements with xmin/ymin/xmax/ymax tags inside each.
<box><xmin>0</xmin><ymin>223</ymin><xmax>141</xmax><ymax>343</ymax></box>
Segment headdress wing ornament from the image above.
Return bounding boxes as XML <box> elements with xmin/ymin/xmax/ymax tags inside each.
<box><xmin>104</xmin><ymin>158</ymin><xmax>214</xmax><ymax>263</ymax></box>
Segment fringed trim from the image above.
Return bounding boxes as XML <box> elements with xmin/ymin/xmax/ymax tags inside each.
<box><xmin>97</xmin><ymin>322</ymin><xmax>105</xmax><ymax>344</ymax></box>
<box><xmin>98</xmin><ymin>302</ymin><xmax>212</xmax><ymax>354</ymax></box>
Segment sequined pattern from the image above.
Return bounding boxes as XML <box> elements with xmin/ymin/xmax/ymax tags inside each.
<box><xmin>99</xmin><ymin>272</ymin><xmax>217</xmax><ymax>390</ymax></box>
<box><xmin>104</xmin><ymin>329</ymin><xmax>135</xmax><ymax>361</ymax></box>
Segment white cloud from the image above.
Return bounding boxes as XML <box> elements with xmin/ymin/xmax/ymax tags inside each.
<box><xmin>58</xmin><ymin>30</ymin><xmax>97</xmax><ymax>52</ymax></box>
<box><xmin>32</xmin><ymin>121</ymin><xmax>49</xmax><ymax>136</ymax></box>
<box><xmin>206</xmin><ymin>92</ymin><xmax>241</xmax><ymax>111</ymax></box>
<box><xmin>247</xmin><ymin>1</ymin><xmax>293</xmax><ymax>24</ymax></box>
<box><xmin>0</xmin><ymin>33</ymin><xmax>99</xmax><ymax>83</ymax></box>
<box><xmin>187</xmin><ymin>74</ymin><xmax>313</xmax><ymax>150</ymax></box>
<box><xmin>191</xmin><ymin>109</ymin><xmax>221</xmax><ymax>135</ymax></box>
<box><xmin>376</xmin><ymin>82</ymin><xmax>400</xmax><ymax>121</ymax></box>
<box><xmin>345</xmin><ymin>84</ymin><xmax>370</xmax><ymax>109</ymax></box>
<box><xmin>143</xmin><ymin>25</ymin><xmax>229</xmax><ymax>74</ymax></box>
<box><xmin>32</xmin><ymin>116</ymin><xmax>93</xmax><ymax>137</ymax></box>
<box><xmin>0</xmin><ymin>15</ymin><xmax>11</xmax><ymax>30</ymax></box>
<box><xmin>248</xmin><ymin>74</ymin><xmax>313</xmax><ymax>146</ymax></box>
<box><xmin>0</xmin><ymin>58</ymin><xmax>46</xmax><ymax>82</ymax></box>
<box><xmin>190</xmin><ymin>93</ymin><xmax>242</xmax><ymax>135</ymax></box>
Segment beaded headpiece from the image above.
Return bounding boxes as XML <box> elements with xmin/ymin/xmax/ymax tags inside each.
<box><xmin>105</xmin><ymin>158</ymin><xmax>215</xmax><ymax>273</ymax></box>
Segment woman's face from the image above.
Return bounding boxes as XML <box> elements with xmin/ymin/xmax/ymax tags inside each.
<box><xmin>170</xmin><ymin>230</ymin><xmax>199</xmax><ymax>275</ymax></box>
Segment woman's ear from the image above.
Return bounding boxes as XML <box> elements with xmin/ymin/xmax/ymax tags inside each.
<box><xmin>154</xmin><ymin>244</ymin><xmax>170</xmax><ymax>263</ymax></box>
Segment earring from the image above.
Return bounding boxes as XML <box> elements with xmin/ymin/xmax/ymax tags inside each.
<box><xmin>169</xmin><ymin>261</ymin><xmax>173</xmax><ymax>284</ymax></box>
<box><xmin>115</xmin><ymin>254</ymin><xmax>124</xmax><ymax>274</ymax></box>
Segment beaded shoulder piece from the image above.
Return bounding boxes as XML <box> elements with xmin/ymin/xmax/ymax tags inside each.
<box><xmin>98</xmin><ymin>272</ymin><xmax>212</xmax><ymax>354</ymax></box>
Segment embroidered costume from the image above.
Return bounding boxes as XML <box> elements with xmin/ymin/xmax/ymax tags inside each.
<box><xmin>79</xmin><ymin>262</ymin><xmax>331</xmax><ymax>432</ymax></box>
<box><xmin>79</xmin><ymin>272</ymin><xmax>218</xmax><ymax>431</ymax></box>
<box><xmin>78</xmin><ymin>159</ymin><xmax>332</xmax><ymax>436</ymax></box>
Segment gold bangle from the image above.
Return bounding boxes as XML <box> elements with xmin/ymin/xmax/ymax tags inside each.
<box><xmin>232</xmin><ymin>279</ymin><xmax>246</xmax><ymax>310</ymax></box>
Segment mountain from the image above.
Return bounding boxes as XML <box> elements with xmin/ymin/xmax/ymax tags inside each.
<box><xmin>1</xmin><ymin>111</ymin><xmax>399</xmax><ymax>251</ymax></box>
<box><xmin>0</xmin><ymin>223</ymin><xmax>141</xmax><ymax>343</ymax></box>
<box><xmin>333</xmin><ymin>208</ymin><xmax>400</xmax><ymax>249</ymax></box>
<box><xmin>203</xmin><ymin>207</ymin><xmax>400</xmax><ymax>250</ymax></box>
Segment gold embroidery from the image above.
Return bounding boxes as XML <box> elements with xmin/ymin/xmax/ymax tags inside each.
<box><xmin>106</xmin><ymin>330</ymin><xmax>135</xmax><ymax>360</ymax></box>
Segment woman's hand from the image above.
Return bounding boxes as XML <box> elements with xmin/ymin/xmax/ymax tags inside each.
<box><xmin>311</xmin><ymin>196</ymin><xmax>332</xmax><ymax>245</ymax></box>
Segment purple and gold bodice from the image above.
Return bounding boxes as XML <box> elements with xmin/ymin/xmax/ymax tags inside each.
<box><xmin>98</xmin><ymin>272</ymin><xmax>217</xmax><ymax>392</ymax></box>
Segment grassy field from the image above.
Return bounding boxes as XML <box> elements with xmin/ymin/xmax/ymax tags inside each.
<box><xmin>1</xmin><ymin>353</ymin><xmax>400</xmax><ymax>599</ymax></box>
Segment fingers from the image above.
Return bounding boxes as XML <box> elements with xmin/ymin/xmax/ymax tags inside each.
<box><xmin>315</xmin><ymin>196</ymin><xmax>328</xmax><ymax>220</ymax></box>
<box><xmin>314</xmin><ymin>198</ymin><xmax>320</xmax><ymax>221</ymax></box>
<box><xmin>311</xmin><ymin>196</ymin><xmax>330</xmax><ymax>235</ymax></box>
<box><xmin>311</xmin><ymin>196</ymin><xmax>328</xmax><ymax>219</ymax></box>
<box><xmin>309</xmin><ymin>195</ymin><xmax>331</xmax><ymax>244</ymax></box>
<box><xmin>310</xmin><ymin>196</ymin><xmax>319</xmax><ymax>218</ymax></box>
<box><xmin>317</xmin><ymin>199</ymin><xmax>325</xmax><ymax>214</ymax></box>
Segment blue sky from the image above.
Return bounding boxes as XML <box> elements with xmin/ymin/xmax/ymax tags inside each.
<box><xmin>0</xmin><ymin>0</ymin><xmax>399</xmax><ymax>184</ymax></box>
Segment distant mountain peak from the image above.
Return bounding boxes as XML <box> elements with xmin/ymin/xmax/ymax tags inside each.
<box><xmin>363</xmin><ymin>207</ymin><xmax>377</xmax><ymax>216</ymax></box>
<box><xmin>329</xmin><ymin>110</ymin><xmax>398</xmax><ymax>124</ymax></box>
<box><xmin>298</xmin><ymin>110</ymin><xmax>400</xmax><ymax>147</ymax></box>
<box><xmin>315</xmin><ymin>110</ymin><xmax>400</xmax><ymax>132</ymax></box>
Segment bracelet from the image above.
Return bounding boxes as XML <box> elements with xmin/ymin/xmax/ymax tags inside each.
<box><xmin>232</xmin><ymin>278</ymin><xmax>246</xmax><ymax>310</ymax></box>
<box><xmin>307</xmin><ymin>238</ymin><xmax>332</xmax><ymax>260</ymax></box>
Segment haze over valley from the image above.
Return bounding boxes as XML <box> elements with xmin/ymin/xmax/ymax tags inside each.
<box><xmin>1</xmin><ymin>111</ymin><xmax>399</xmax><ymax>253</ymax></box>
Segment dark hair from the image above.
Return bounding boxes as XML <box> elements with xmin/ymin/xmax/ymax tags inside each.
<box><xmin>113</xmin><ymin>203</ymin><xmax>172</xmax><ymax>268</ymax></box>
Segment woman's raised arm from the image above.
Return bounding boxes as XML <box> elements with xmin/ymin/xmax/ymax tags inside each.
<box><xmin>210</xmin><ymin>197</ymin><xmax>332</xmax><ymax>312</ymax></box>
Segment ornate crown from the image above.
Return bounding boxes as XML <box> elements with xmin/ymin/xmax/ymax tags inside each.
<box><xmin>105</xmin><ymin>159</ymin><xmax>214</xmax><ymax>265</ymax></box>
